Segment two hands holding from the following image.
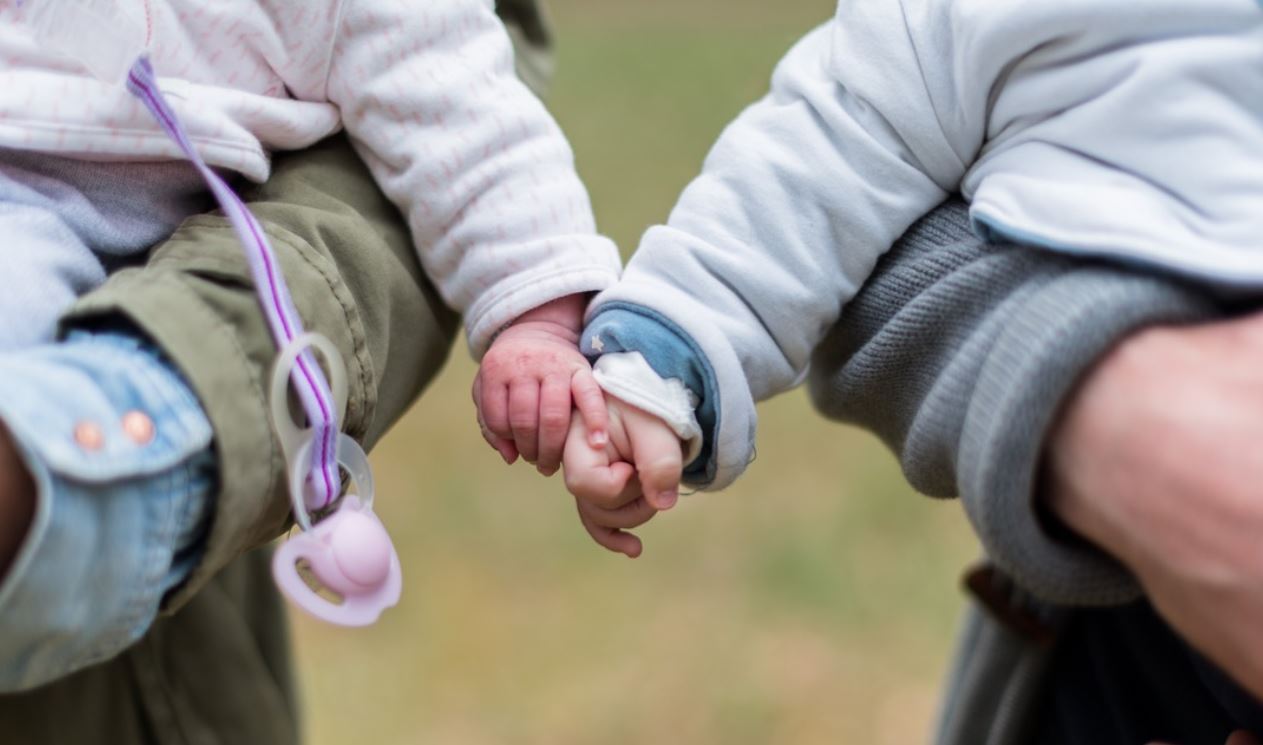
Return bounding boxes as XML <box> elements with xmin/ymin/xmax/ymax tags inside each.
<box><xmin>478</xmin><ymin>293</ymin><xmax>1263</xmax><ymax>745</ymax></box>
<box><xmin>479</xmin><ymin>292</ymin><xmax>1263</xmax><ymax>745</ymax></box>
<box><xmin>474</xmin><ymin>293</ymin><xmax>684</xmax><ymax>559</ymax></box>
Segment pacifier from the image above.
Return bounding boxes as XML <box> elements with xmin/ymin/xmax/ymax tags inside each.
<box><xmin>268</xmin><ymin>333</ymin><xmax>402</xmax><ymax>627</ymax></box>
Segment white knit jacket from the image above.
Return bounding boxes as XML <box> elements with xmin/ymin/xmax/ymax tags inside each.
<box><xmin>592</xmin><ymin>0</ymin><xmax>1263</xmax><ymax>489</ymax></box>
<box><xmin>0</xmin><ymin>0</ymin><xmax>621</xmax><ymax>356</ymax></box>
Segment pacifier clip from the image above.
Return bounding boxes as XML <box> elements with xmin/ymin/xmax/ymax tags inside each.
<box><xmin>17</xmin><ymin>0</ymin><xmax>403</xmax><ymax>626</ymax></box>
<box><xmin>126</xmin><ymin>58</ymin><xmax>403</xmax><ymax>627</ymax></box>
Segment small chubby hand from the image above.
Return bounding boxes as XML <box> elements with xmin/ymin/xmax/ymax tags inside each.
<box><xmin>563</xmin><ymin>395</ymin><xmax>684</xmax><ymax>557</ymax></box>
<box><xmin>473</xmin><ymin>294</ymin><xmax>609</xmax><ymax>477</ymax></box>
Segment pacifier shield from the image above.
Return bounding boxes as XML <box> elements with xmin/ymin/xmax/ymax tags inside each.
<box><xmin>272</xmin><ymin>496</ymin><xmax>402</xmax><ymax>627</ymax></box>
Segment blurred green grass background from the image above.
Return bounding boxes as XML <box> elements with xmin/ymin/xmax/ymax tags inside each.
<box><xmin>294</xmin><ymin>1</ymin><xmax>979</xmax><ymax>742</ymax></box>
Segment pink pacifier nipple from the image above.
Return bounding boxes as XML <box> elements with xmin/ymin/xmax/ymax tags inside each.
<box><xmin>272</xmin><ymin>495</ymin><xmax>402</xmax><ymax>627</ymax></box>
<box><xmin>330</xmin><ymin>511</ymin><xmax>393</xmax><ymax>589</ymax></box>
<box><xmin>267</xmin><ymin>334</ymin><xmax>403</xmax><ymax>627</ymax></box>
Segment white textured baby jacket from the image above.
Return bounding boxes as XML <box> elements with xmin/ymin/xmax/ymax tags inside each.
<box><xmin>0</xmin><ymin>0</ymin><xmax>621</xmax><ymax>355</ymax></box>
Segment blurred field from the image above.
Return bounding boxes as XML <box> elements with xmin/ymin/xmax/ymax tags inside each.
<box><xmin>294</xmin><ymin>1</ymin><xmax>979</xmax><ymax>743</ymax></box>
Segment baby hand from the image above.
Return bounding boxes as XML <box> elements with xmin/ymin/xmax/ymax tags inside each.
<box><xmin>474</xmin><ymin>294</ymin><xmax>607</xmax><ymax>476</ymax></box>
<box><xmin>563</xmin><ymin>395</ymin><xmax>684</xmax><ymax>557</ymax></box>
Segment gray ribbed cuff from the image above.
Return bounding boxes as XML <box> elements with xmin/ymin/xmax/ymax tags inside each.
<box><xmin>959</xmin><ymin>268</ymin><xmax>1217</xmax><ymax>606</ymax></box>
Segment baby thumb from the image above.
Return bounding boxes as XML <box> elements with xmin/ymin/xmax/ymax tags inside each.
<box><xmin>629</xmin><ymin>417</ymin><xmax>684</xmax><ymax>511</ymax></box>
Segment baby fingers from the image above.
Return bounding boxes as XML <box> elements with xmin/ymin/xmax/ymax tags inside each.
<box><xmin>563</xmin><ymin>411</ymin><xmax>638</xmax><ymax>507</ymax></box>
<box><xmin>472</xmin><ymin>373</ymin><xmax>517</xmax><ymax>463</ymax></box>
<box><xmin>477</xmin><ymin>373</ymin><xmax>513</xmax><ymax>443</ymax></box>
<box><xmin>564</xmin><ymin>458</ymin><xmax>637</xmax><ymax>509</ymax></box>
<box><xmin>576</xmin><ymin>494</ymin><xmax>658</xmax><ymax>531</ymax></box>
<box><xmin>576</xmin><ymin>501</ymin><xmax>644</xmax><ymax>558</ymax></box>
<box><xmin>571</xmin><ymin>367</ymin><xmax>608</xmax><ymax>448</ymax></box>
<box><xmin>508</xmin><ymin>378</ymin><xmax>541</xmax><ymax>463</ymax></box>
<box><xmin>535</xmin><ymin>374</ymin><xmax>571</xmax><ymax>476</ymax></box>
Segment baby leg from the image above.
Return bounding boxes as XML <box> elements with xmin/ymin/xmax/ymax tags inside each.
<box><xmin>0</xmin><ymin>202</ymin><xmax>105</xmax><ymax>350</ymax></box>
<box><xmin>0</xmin><ymin>150</ymin><xmax>211</xmax><ymax>350</ymax></box>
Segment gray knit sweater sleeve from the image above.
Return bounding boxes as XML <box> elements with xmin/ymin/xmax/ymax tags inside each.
<box><xmin>807</xmin><ymin>199</ymin><xmax>1218</xmax><ymax>606</ymax></box>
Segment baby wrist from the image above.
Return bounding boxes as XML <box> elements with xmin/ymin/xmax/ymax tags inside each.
<box><xmin>592</xmin><ymin>352</ymin><xmax>703</xmax><ymax>464</ymax></box>
<box><xmin>511</xmin><ymin>293</ymin><xmax>588</xmax><ymax>333</ymax></box>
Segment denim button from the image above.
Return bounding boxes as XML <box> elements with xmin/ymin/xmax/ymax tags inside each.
<box><xmin>121</xmin><ymin>411</ymin><xmax>155</xmax><ymax>445</ymax></box>
<box><xmin>73</xmin><ymin>421</ymin><xmax>105</xmax><ymax>451</ymax></box>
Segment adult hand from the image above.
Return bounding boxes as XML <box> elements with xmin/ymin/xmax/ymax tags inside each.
<box><xmin>1047</xmin><ymin>310</ymin><xmax>1263</xmax><ymax>703</ymax></box>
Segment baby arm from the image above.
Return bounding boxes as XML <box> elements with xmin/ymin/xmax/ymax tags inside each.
<box><xmin>583</xmin><ymin>13</ymin><xmax>978</xmax><ymax>489</ymax></box>
<box><xmin>0</xmin><ymin>332</ymin><xmax>215</xmax><ymax>692</ymax></box>
<box><xmin>326</xmin><ymin>0</ymin><xmax>622</xmax><ymax>471</ymax></box>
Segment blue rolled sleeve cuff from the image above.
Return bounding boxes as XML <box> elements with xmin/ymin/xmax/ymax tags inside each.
<box><xmin>582</xmin><ymin>303</ymin><xmax>720</xmax><ymax>486</ymax></box>
<box><xmin>0</xmin><ymin>331</ymin><xmax>215</xmax><ymax>691</ymax></box>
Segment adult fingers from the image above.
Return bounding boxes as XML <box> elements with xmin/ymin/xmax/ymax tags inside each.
<box><xmin>1227</xmin><ymin>731</ymin><xmax>1262</xmax><ymax>745</ymax></box>
<box><xmin>571</xmin><ymin>367</ymin><xmax>609</xmax><ymax>447</ymax></box>
<box><xmin>536</xmin><ymin>375</ymin><xmax>571</xmax><ymax>476</ymax></box>
<box><xmin>508</xmin><ymin>378</ymin><xmax>541</xmax><ymax>464</ymax></box>
<box><xmin>576</xmin><ymin>500</ymin><xmax>643</xmax><ymax>558</ymax></box>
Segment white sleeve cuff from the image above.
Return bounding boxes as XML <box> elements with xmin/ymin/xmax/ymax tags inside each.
<box><xmin>593</xmin><ymin>352</ymin><xmax>703</xmax><ymax>465</ymax></box>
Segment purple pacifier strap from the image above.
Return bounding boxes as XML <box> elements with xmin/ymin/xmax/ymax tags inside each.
<box><xmin>125</xmin><ymin>56</ymin><xmax>340</xmax><ymax>508</ymax></box>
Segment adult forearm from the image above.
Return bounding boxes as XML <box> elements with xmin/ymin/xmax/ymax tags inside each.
<box><xmin>807</xmin><ymin>199</ymin><xmax>1218</xmax><ymax>604</ymax></box>
<box><xmin>1042</xmin><ymin>309</ymin><xmax>1263</xmax><ymax>702</ymax></box>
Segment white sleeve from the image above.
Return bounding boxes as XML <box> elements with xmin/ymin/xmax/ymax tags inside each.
<box><xmin>593</xmin><ymin>352</ymin><xmax>703</xmax><ymax>464</ymax></box>
<box><xmin>327</xmin><ymin>0</ymin><xmax>621</xmax><ymax>358</ymax></box>
<box><xmin>591</xmin><ymin>8</ymin><xmax>980</xmax><ymax>488</ymax></box>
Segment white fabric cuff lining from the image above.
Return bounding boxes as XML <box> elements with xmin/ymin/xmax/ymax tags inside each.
<box><xmin>593</xmin><ymin>352</ymin><xmax>703</xmax><ymax>465</ymax></box>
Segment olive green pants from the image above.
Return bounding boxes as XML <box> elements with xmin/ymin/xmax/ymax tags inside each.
<box><xmin>0</xmin><ymin>2</ymin><xmax>553</xmax><ymax>741</ymax></box>
<box><xmin>0</xmin><ymin>133</ymin><xmax>458</xmax><ymax>745</ymax></box>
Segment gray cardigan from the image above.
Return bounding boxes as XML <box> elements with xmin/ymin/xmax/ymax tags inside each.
<box><xmin>811</xmin><ymin>200</ymin><xmax>1218</xmax><ymax>743</ymax></box>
